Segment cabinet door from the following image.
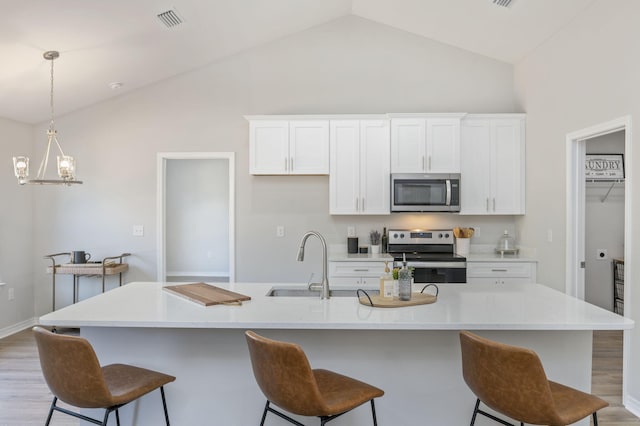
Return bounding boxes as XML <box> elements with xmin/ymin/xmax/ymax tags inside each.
<box><xmin>330</xmin><ymin>121</ymin><xmax>361</xmax><ymax>214</ymax></box>
<box><xmin>391</xmin><ymin>118</ymin><xmax>426</xmax><ymax>173</ymax></box>
<box><xmin>460</xmin><ymin>120</ymin><xmax>492</xmax><ymax>214</ymax></box>
<box><xmin>249</xmin><ymin>121</ymin><xmax>289</xmax><ymax>174</ymax></box>
<box><xmin>289</xmin><ymin>120</ymin><xmax>329</xmax><ymax>175</ymax></box>
<box><xmin>427</xmin><ymin>119</ymin><xmax>460</xmax><ymax>173</ymax></box>
<box><xmin>360</xmin><ymin>120</ymin><xmax>391</xmax><ymax>214</ymax></box>
<box><xmin>492</xmin><ymin>119</ymin><xmax>525</xmax><ymax>214</ymax></box>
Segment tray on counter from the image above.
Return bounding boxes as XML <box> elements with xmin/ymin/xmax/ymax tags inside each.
<box><xmin>357</xmin><ymin>285</ymin><xmax>438</xmax><ymax>308</ymax></box>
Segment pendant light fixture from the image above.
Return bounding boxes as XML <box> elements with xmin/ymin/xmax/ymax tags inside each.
<box><xmin>13</xmin><ymin>50</ymin><xmax>82</xmax><ymax>185</ymax></box>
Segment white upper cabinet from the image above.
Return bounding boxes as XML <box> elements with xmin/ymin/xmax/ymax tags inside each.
<box><xmin>460</xmin><ymin>114</ymin><xmax>526</xmax><ymax>215</ymax></box>
<box><xmin>390</xmin><ymin>116</ymin><xmax>462</xmax><ymax>173</ymax></box>
<box><xmin>330</xmin><ymin>119</ymin><xmax>390</xmax><ymax>215</ymax></box>
<box><xmin>249</xmin><ymin>119</ymin><xmax>329</xmax><ymax>175</ymax></box>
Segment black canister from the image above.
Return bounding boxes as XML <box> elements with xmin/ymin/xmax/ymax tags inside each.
<box><xmin>347</xmin><ymin>237</ymin><xmax>359</xmax><ymax>254</ymax></box>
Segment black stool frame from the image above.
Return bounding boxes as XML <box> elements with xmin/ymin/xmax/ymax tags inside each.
<box><xmin>469</xmin><ymin>398</ymin><xmax>599</xmax><ymax>426</ymax></box>
<box><xmin>261</xmin><ymin>399</ymin><xmax>378</xmax><ymax>426</ymax></box>
<box><xmin>45</xmin><ymin>386</ymin><xmax>170</xmax><ymax>426</ymax></box>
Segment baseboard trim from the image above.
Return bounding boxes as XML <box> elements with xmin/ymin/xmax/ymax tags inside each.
<box><xmin>624</xmin><ymin>394</ymin><xmax>640</xmax><ymax>418</ymax></box>
<box><xmin>0</xmin><ymin>317</ymin><xmax>38</xmax><ymax>339</ymax></box>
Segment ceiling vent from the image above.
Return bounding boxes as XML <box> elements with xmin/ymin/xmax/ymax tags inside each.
<box><xmin>157</xmin><ymin>9</ymin><xmax>183</xmax><ymax>28</ymax></box>
<box><xmin>492</xmin><ymin>0</ymin><xmax>514</xmax><ymax>7</ymax></box>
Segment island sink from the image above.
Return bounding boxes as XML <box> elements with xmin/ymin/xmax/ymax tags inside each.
<box><xmin>266</xmin><ymin>287</ymin><xmax>379</xmax><ymax>298</ymax></box>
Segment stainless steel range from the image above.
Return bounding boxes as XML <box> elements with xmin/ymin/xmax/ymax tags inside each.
<box><xmin>387</xmin><ymin>229</ymin><xmax>466</xmax><ymax>284</ymax></box>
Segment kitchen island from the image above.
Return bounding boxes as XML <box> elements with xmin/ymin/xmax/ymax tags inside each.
<box><xmin>39</xmin><ymin>282</ymin><xmax>633</xmax><ymax>425</ymax></box>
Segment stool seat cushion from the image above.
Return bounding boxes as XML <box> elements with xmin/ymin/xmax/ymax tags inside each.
<box><xmin>313</xmin><ymin>369</ymin><xmax>384</xmax><ymax>416</ymax></box>
<box><xmin>102</xmin><ymin>364</ymin><xmax>175</xmax><ymax>407</ymax></box>
<box><xmin>548</xmin><ymin>380</ymin><xmax>608</xmax><ymax>426</ymax></box>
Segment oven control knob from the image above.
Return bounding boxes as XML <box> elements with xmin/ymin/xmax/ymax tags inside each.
<box><xmin>444</xmin><ymin>233</ymin><xmax>450</xmax><ymax>238</ymax></box>
<box><xmin>438</xmin><ymin>233</ymin><xmax>443</xmax><ymax>238</ymax></box>
<box><xmin>393</xmin><ymin>233</ymin><xmax>399</xmax><ymax>239</ymax></box>
<box><xmin>400</xmin><ymin>233</ymin><xmax>405</xmax><ymax>239</ymax></box>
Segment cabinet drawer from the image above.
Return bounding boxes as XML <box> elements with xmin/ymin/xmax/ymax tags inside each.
<box><xmin>329</xmin><ymin>262</ymin><xmax>385</xmax><ymax>277</ymax></box>
<box><xmin>467</xmin><ymin>262</ymin><xmax>534</xmax><ymax>278</ymax></box>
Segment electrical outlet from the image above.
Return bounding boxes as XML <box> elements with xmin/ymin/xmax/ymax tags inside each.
<box><xmin>8</xmin><ymin>288</ymin><xmax>14</xmax><ymax>301</ymax></box>
<box><xmin>596</xmin><ymin>249</ymin><xmax>608</xmax><ymax>260</ymax></box>
<box><xmin>276</xmin><ymin>225</ymin><xmax>285</xmax><ymax>238</ymax></box>
<box><xmin>473</xmin><ymin>227</ymin><xmax>481</xmax><ymax>238</ymax></box>
<box><xmin>347</xmin><ymin>226</ymin><xmax>356</xmax><ymax>237</ymax></box>
<box><xmin>133</xmin><ymin>225</ymin><xmax>144</xmax><ymax>237</ymax></box>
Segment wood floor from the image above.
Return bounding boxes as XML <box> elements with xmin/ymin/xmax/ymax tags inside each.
<box><xmin>0</xmin><ymin>328</ymin><xmax>638</xmax><ymax>425</ymax></box>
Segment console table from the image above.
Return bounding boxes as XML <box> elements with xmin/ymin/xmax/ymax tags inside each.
<box><xmin>45</xmin><ymin>253</ymin><xmax>131</xmax><ymax>311</ymax></box>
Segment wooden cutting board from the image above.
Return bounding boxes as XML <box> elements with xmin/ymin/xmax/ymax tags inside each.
<box><xmin>163</xmin><ymin>283</ymin><xmax>251</xmax><ymax>306</ymax></box>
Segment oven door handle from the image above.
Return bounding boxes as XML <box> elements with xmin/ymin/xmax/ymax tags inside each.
<box><xmin>445</xmin><ymin>179</ymin><xmax>452</xmax><ymax>206</ymax></box>
<box><xmin>404</xmin><ymin>261</ymin><xmax>466</xmax><ymax>269</ymax></box>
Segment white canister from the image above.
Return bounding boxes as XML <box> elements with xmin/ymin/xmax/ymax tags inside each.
<box><xmin>456</xmin><ymin>237</ymin><xmax>470</xmax><ymax>256</ymax></box>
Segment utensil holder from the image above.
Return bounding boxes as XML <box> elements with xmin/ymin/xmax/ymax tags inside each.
<box><xmin>456</xmin><ymin>238</ymin><xmax>470</xmax><ymax>256</ymax></box>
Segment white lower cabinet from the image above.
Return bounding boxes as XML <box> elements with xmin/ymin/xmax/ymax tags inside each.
<box><xmin>329</xmin><ymin>261</ymin><xmax>387</xmax><ymax>287</ymax></box>
<box><xmin>466</xmin><ymin>261</ymin><xmax>537</xmax><ymax>285</ymax></box>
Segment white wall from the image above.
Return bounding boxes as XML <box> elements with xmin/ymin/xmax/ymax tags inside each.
<box><xmin>0</xmin><ymin>118</ymin><xmax>34</xmax><ymax>330</ymax></box>
<box><xmin>585</xmin><ymin>132</ymin><xmax>625</xmax><ymax>311</ymax></box>
<box><xmin>514</xmin><ymin>0</ymin><xmax>640</xmax><ymax>411</ymax></box>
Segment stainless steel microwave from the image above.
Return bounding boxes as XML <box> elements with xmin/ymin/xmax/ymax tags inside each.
<box><xmin>391</xmin><ymin>173</ymin><xmax>461</xmax><ymax>212</ymax></box>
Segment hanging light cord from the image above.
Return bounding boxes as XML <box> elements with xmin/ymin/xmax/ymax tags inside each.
<box><xmin>36</xmin><ymin>53</ymin><xmax>66</xmax><ymax>180</ymax></box>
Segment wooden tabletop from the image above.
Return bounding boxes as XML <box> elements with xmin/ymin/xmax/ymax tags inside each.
<box><xmin>47</xmin><ymin>263</ymin><xmax>128</xmax><ymax>275</ymax></box>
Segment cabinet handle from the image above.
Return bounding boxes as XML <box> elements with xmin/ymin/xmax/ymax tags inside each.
<box><xmin>486</xmin><ymin>198</ymin><xmax>489</xmax><ymax>212</ymax></box>
<box><xmin>428</xmin><ymin>155</ymin><xmax>432</xmax><ymax>170</ymax></box>
<box><xmin>284</xmin><ymin>158</ymin><xmax>288</xmax><ymax>172</ymax></box>
<box><xmin>493</xmin><ymin>198</ymin><xmax>496</xmax><ymax>211</ymax></box>
<box><xmin>362</xmin><ymin>197</ymin><xmax>366</xmax><ymax>212</ymax></box>
<box><xmin>491</xmin><ymin>269</ymin><xmax>508</xmax><ymax>272</ymax></box>
<box><xmin>355</xmin><ymin>197</ymin><xmax>359</xmax><ymax>211</ymax></box>
<box><xmin>290</xmin><ymin>157</ymin><xmax>293</xmax><ymax>171</ymax></box>
<box><xmin>422</xmin><ymin>155</ymin><xmax>426</xmax><ymax>171</ymax></box>
<box><xmin>354</xmin><ymin>269</ymin><xmax>369</xmax><ymax>272</ymax></box>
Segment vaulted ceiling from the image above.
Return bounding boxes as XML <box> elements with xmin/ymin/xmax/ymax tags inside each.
<box><xmin>1</xmin><ymin>0</ymin><xmax>595</xmax><ymax>124</ymax></box>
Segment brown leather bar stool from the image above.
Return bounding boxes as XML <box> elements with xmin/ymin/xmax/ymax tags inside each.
<box><xmin>33</xmin><ymin>326</ymin><xmax>176</xmax><ymax>426</ymax></box>
<box><xmin>245</xmin><ymin>330</ymin><xmax>384</xmax><ymax>425</ymax></box>
<box><xmin>459</xmin><ymin>330</ymin><xmax>608</xmax><ymax>426</ymax></box>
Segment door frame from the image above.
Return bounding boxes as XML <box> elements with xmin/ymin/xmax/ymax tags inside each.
<box><xmin>156</xmin><ymin>152</ymin><xmax>235</xmax><ymax>282</ymax></box>
<box><xmin>565</xmin><ymin>115</ymin><xmax>632</xmax><ymax>403</ymax></box>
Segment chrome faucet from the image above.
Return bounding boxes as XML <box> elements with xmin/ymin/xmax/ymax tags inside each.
<box><xmin>296</xmin><ymin>231</ymin><xmax>330</xmax><ymax>299</ymax></box>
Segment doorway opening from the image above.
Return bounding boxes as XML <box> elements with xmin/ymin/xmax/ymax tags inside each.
<box><xmin>157</xmin><ymin>152</ymin><xmax>235</xmax><ymax>283</ymax></box>
<box><xmin>565</xmin><ymin>115</ymin><xmax>632</xmax><ymax>406</ymax></box>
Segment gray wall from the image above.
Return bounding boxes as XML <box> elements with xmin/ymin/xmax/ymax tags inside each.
<box><xmin>0</xmin><ymin>117</ymin><xmax>33</xmax><ymax>330</ymax></box>
<box><xmin>514</xmin><ymin>0</ymin><xmax>640</xmax><ymax>408</ymax></box>
<box><xmin>585</xmin><ymin>132</ymin><xmax>625</xmax><ymax>310</ymax></box>
<box><xmin>24</xmin><ymin>16</ymin><xmax>520</xmax><ymax>315</ymax></box>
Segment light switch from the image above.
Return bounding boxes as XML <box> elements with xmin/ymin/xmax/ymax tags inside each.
<box><xmin>133</xmin><ymin>225</ymin><xmax>144</xmax><ymax>237</ymax></box>
<box><xmin>276</xmin><ymin>226</ymin><xmax>285</xmax><ymax>238</ymax></box>
<box><xmin>347</xmin><ymin>226</ymin><xmax>356</xmax><ymax>237</ymax></box>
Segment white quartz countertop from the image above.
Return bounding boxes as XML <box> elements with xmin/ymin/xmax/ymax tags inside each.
<box><xmin>328</xmin><ymin>253</ymin><xmax>393</xmax><ymax>262</ymax></box>
<box><xmin>39</xmin><ymin>282</ymin><xmax>633</xmax><ymax>331</ymax></box>
<box><xmin>466</xmin><ymin>253</ymin><xmax>538</xmax><ymax>262</ymax></box>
